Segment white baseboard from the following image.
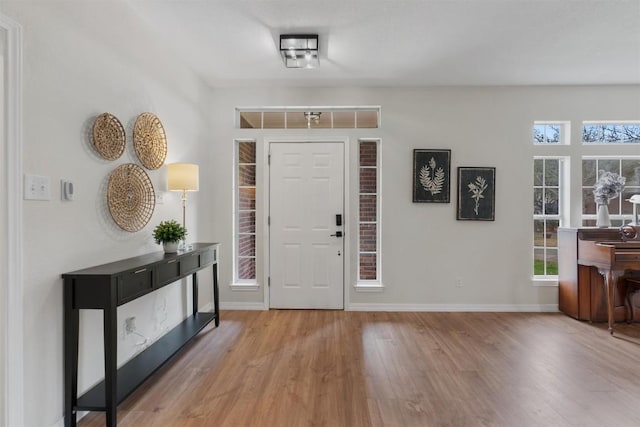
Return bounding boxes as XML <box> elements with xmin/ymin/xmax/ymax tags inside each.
<box><xmin>220</xmin><ymin>301</ymin><xmax>267</xmax><ymax>310</ymax></box>
<box><xmin>347</xmin><ymin>303</ymin><xmax>559</xmax><ymax>312</ymax></box>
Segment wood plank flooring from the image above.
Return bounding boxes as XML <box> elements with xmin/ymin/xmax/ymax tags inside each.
<box><xmin>78</xmin><ymin>311</ymin><xmax>640</xmax><ymax>427</ymax></box>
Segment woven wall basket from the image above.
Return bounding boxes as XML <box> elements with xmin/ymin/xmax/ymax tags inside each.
<box><xmin>107</xmin><ymin>163</ymin><xmax>156</xmax><ymax>232</ymax></box>
<box><xmin>133</xmin><ymin>112</ymin><xmax>167</xmax><ymax>170</ymax></box>
<box><xmin>92</xmin><ymin>113</ymin><xmax>125</xmax><ymax>161</ymax></box>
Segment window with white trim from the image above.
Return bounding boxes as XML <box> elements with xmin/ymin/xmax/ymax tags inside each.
<box><xmin>358</xmin><ymin>140</ymin><xmax>381</xmax><ymax>283</ymax></box>
<box><xmin>533</xmin><ymin>121</ymin><xmax>570</xmax><ymax>145</ymax></box>
<box><xmin>234</xmin><ymin>140</ymin><xmax>256</xmax><ymax>282</ymax></box>
<box><xmin>581</xmin><ymin>157</ymin><xmax>640</xmax><ymax>226</ymax></box>
<box><xmin>533</xmin><ymin>157</ymin><xmax>566</xmax><ymax>278</ymax></box>
<box><xmin>582</xmin><ymin>122</ymin><xmax>640</xmax><ymax>144</ymax></box>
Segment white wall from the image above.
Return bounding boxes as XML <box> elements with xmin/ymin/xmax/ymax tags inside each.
<box><xmin>0</xmin><ymin>24</ymin><xmax>6</xmax><ymax>427</ymax></box>
<box><xmin>2</xmin><ymin>1</ymin><xmax>213</xmax><ymax>425</ymax></box>
<box><xmin>206</xmin><ymin>86</ymin><xmax>640</xmax><ymax>309</ymax></box>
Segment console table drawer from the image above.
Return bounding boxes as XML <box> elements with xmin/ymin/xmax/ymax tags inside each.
<box><xmin>156</xmin><ymin>259</ymin><xmax>180</xmax><ymax>288</ymax></box>
<box><xmin>201</xmin><ymin>247</ymin><xmax>216</xmax><ymax>266</ymax></box>
<box><xmin>118</xmin><ymin>268</ymin><xmax>153</xmax><ymax>304</ymax></box>
<box><xmin>181</xmin><ymin>253</ymin><xmax>200</xmax><ymax>275</ymax></box>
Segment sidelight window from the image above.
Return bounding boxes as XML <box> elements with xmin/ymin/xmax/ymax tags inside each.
<box><xmin>234</xmin><ymin>140</ymin><xmax>257</xmax><ymax>282</ymax></box>
<box><xmin>357</xmin><ymin>140</ymin><xmax>381</xmax><ymax>286</ymax></box>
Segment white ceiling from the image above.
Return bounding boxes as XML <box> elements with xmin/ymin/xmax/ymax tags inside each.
<box><xmin>127</xmin><ymin>0</ymin><xmax>640</xmax><ymax>88</ymax></box>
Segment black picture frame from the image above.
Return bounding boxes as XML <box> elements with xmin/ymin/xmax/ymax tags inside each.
<box><xmin>413</xmin><ymin>149</ymin><xmax>451</xmax><ymax>203</ymax></box>
<box><xmin>457</xmin><ymin>167</ymin><xmax>496</xmax><ymax>221</ymax></box>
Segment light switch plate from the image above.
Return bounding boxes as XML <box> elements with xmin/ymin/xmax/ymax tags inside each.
<box><xmin>24</xmin><ymin>174</ymin><xmax>51</xmax><ymax>201</ymax></box>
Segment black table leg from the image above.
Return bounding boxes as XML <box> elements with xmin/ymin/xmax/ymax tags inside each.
<box><xmin>192</xmin><ymin>272</ymin><xmax>198</xmax><ymax>316</ymax></box>
<box><xmin>64</xmin><ymin>279</ymin><xmax>79</xmax><ymax>427</ymax></box>
<box><xmin>104</xmin><ymin>305</ymin><xmax>117</xmax><ymax>426</ymax></box>
<box><xmin>213</xmin><ymin>264</ymin><xmax>219</xmax><ymax>327</ymax></box>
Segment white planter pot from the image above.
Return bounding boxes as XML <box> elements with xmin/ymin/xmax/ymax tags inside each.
<box><xmin>163</xmin><ymin>241</ymin><xmax>179</xmax><ymax>253</ymax></box>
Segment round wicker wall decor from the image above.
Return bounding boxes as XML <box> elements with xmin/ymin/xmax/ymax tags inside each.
<box><xmin>92</xmin><ymin>113</ymin><xmax>125</xmax><ymax>160</ymax></box>
<box><xmin>107</xmin><ymin>163</ymin><xmax>156</xmax><ymax>232</ymax></box>
<box><xmin>133</xmin><ymin>112</ymin><xmax>167</xmax><ymax>170</ymax></box>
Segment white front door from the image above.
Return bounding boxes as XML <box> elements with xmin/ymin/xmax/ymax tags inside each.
<box><xmin>269</xmin><ymin>142</ymin><xmax>344</xmax><ymax>309</ymax></box>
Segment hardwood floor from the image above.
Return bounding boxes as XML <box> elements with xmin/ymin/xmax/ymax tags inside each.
<box><xmin>79</xmin><ymin>311</ymin><xmax>640</xmax><ymax>427</ymax></box>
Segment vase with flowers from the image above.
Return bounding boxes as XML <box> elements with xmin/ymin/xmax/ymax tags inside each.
<box><xmin>593</xmin><ymin>171</ymin><xmax>626</xmax><ymax>228</ymax></box>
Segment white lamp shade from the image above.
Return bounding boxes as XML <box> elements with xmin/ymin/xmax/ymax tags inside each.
<box><xmin>167</xmin><ymin>163</ymin><xmax>199</xmax><ymax>191</ymax></box>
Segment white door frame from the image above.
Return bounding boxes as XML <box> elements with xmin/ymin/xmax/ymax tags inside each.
<box><xmin>263</xmin><ymin>137</ymin><xmax>350</xmax><ymax>310</ymax></box>
<box><xmin>0</xmin><ymin>13</ymin><xmax>24</xmax><ymax>427</ymax></box>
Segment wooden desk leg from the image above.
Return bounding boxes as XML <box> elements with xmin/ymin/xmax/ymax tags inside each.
<box><xmin>104</xmin><ymin>305</ymin><xmax>118</xmax><ymax>427</ymax></box>
<box><xmin>64</xmin><ymin>280</ymin><xmax>79</xmax><ymax>427</ymax></box>
<box><xmin>213</xmin><ymin>263</ymin><xmax>219</xmax><ymax>327</ymax></box>
<box><xmin>599</xmin><ymin>269</ymin><xmax>623</xmax><ymax>335</ymax></box>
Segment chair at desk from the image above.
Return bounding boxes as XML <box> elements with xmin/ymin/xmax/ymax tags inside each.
<box><xmin>625</xmin><ymin>278</ymin><xmax>640</xmax><ymax>323</ymax></box>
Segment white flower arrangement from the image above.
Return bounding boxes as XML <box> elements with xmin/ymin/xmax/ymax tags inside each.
<box><xmin>593</xmin><ymin>171</ymin><xmax>626</xmax><ymax>205</ymax></box>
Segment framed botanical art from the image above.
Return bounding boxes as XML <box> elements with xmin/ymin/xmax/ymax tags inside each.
<box><xmin>457</xmin><ymin>167</ymin><xmax>496</xmax><ymax>221</ymax></box>
<box><xmin>413</xmin><ymin>149</ymin><xmax>451</xmax><ymax>203</ymax></box>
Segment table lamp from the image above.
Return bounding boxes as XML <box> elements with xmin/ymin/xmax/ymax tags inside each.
<box><xmin>167</xmin><ymin>163</ymin><xmax>199</xmax><ymax>248</ymax></box>
<box><xmin>628</xmin><ymin>194</ymin><xmax>640</xmax><ymax>226</ymax></box>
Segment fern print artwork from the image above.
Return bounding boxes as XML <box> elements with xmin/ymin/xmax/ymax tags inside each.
<box><xmin>419</xmin><ymin>157</ymin><xmax>445</xmax><ymax>195</ymax></box>
<box><xmin>467</xmin><ymin>176</ymin><xmax>488</xmax><ymax>215</ymax></box>
<box><xmin>457</xmin><ymin>167</ymin><xmax>496</xmax><ymax>221</ymax></box>
<box><xmin>413</xmin><ymin>149</ymin><xmax>451</xmax><ymax>203</ymax></box>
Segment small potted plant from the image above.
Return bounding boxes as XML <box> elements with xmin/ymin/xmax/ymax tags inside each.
<box><xmin>153</xmin><ymin>220</ymin><xmax>187</xmax><ymax>253</ymax></box>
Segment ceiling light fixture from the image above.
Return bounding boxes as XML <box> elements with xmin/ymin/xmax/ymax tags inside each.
<box><xmin>304</xmin><ymin>112</ymin><xmax>321</xmax><ymax>128</ymax></box>
<box><xmin>280</xmin><ymin>34</ymin><xmax>319</xmax><ymax>68</ymax></box>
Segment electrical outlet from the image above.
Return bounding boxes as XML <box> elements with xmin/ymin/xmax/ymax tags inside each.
<box><xmin>455</xmin><ymin>278</ymin><xmax>463</xmax><ymax>287</ymax></box>
<box><xmin>124</xmin><ymin>316</ymin><xmax>136</xmax><ymax>334</ymax></box>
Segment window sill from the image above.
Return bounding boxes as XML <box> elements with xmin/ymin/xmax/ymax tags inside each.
<box><xmin>354</xmin><ymin>282</ymin><xmax>385</xmax><ymax>292</ymax></box>
<box><xmin>532</xmin><ymin>277</ymin><xmax>558</xmax><ymax>287</ymax></box>
<box><xmin>229</xmin><ymin>282</ymin><xmax>260</xmax><ymax>291</ymax></box>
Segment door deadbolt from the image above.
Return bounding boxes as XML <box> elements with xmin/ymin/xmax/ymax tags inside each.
<box><xmin>330</xmin><ymin>231</ymin><xmax>343</xmax><ymax>238</ymax></box>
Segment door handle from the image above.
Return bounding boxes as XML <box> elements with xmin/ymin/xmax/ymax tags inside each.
<box><xmin>330</xmin><ymin>231</ymin><xmax>343</xmax><ymax>238</ymax></box>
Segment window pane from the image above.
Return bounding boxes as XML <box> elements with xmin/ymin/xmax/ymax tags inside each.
<box><xmin>238</xmin><ymin>141</ymin><xmax>256</xmax><ymax>164</ymax></box>
<box><xmin>583</xmin><ymin>124</ymin><xmax>602</xmax><ymax>142</ymax></box>
<box><xmin>360</xmin><ymin>195</ymin><xmax>377</xmax><ymax>222</ymax></box>
<box><xmin>240</xmin><ymin>112</ymin><xmax>261</xmax><ymax>129</ymax></box>
<box><xmin>544</xmin><ymin>188</ymin><xmax>559</xmax><ymax>215</ymax></box>
<box><xmin>239</xmin><ymin>187</ymin><xmax>256</xmax><ymax>210</ymax></box>
<box><xmin>582</xmin><ymin>159</ymin><xmax>596</xmax><ymax>185</ymax></box>
<box><xmin>359</xmin><ymin>142</ymin><xmax>377</xmax><ymax>166</ymax></box>
<box><xmin>359</xmin><ymin>253</ymin><xmax>377</xmax><ymax>280</ymax></box>
<box><xmin>598</xmin><ymin>159</ymin><xmax>620</xmax><ymax>175</ymax></box>
<box><xmin>546</xmin><ymin>249</ymin><xmax>558</xmax><ymax>275</ymax></box>
<box><xmin>622</xmin><ymin>159</ymin><xmax>640</xmax><ymax>185</ymax></box>
<box><xmin>608</xmin><ymin>199</ymin><xmax>620</xmax><ymax>215</ymax></box>
<box><xmin>534</xmin><ymin>159</ymin><xmax>543</xmax><ymax>186</ymax></box>
<box><xmin>534</xmin><ymin>248</ymin><xmax>545</xmax><ymax>275</ymax></box>
<box><xmin>533</xmin><ymin>188</ymin><xmax>543</xmax><ymax>215</ymax></box>
<box><xmin>238</xmin><ymin>164</ymin><xmax>256</xmax><ymax>187</ymax></box>
<box><xmin>533</xmin><ymin>125</ymin><xmax>545</xmax><ymax>143</ymax></box>
<box><xmin>238</xmin><ymin>234</ymin><xmax>255</xmax><ymax>257</ymax></box>
<box><xmin>285</xmin><ymin>112</ymin><xmax>307</xmax><ymax>128</ymax></box>
<box><xmin>239</xmin><ymin>211</ymin><xmax>256</xmax><ymax>234</ymax></box>
<box><xmin>263</xmin><ymin>112</ymin><xmax>285</xmax><ymax>129</ymax></box>
<box><xmin>360</xmin><ymin>223</ymin><xmax>377</xmax><ymax>252</ymax></box>
<box><xmin>534</xmin><ymin>220</ymin><xmax>544</xmax><ymax>247</ymax></box>
<box><xmin>622</xmin><ymin>125</ymin><xmax>640</xmax><ymax>142</ymax></box>
<box><xmin>546</xmin><ymin>220</ymin><xmax>559</xmax><ymax>248</ymax></box>
<box><xmin>544</xmin><ymin>159</ymin><xmax>559</xmax><ymax>186</ymax></box>
<box><xmin>582</xmin><ymin>188</ymin><xmax>596</xmax><ymax>215</ymax></box>
<box><xmin>333</xmin><ymin>111</ymin><xmax>355</xmax><ymax>128</ymax></box>
<box><xmin>238</xmin><ymin>257</ymin><xmax>256</xmax><ymax>280</ymax></box>
<box><xmin>360</xmin><ymin>167</ymin><xmax>377</xmax><ymax>194</ymax></box>
<box><xmin>545</xmin><ymin>125</ymin><xmax>560</xmax><ymax>143</ymax></box>
<box><xmin>356</xmin><ymin>111</ymin><xmax>379</xmax><ymax>128</ymax></box>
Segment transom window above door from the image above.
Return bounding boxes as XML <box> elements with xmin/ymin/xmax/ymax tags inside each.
<box><xmin>236</xmin><ymin>107</ymin><xmax>380</xmax><ymax>129</ymax></box>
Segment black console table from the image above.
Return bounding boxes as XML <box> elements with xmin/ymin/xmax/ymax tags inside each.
<box><xmin>62</xmin><ymin>242</ymin><xmax>220</xmax><ymax>427</ymax></box>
